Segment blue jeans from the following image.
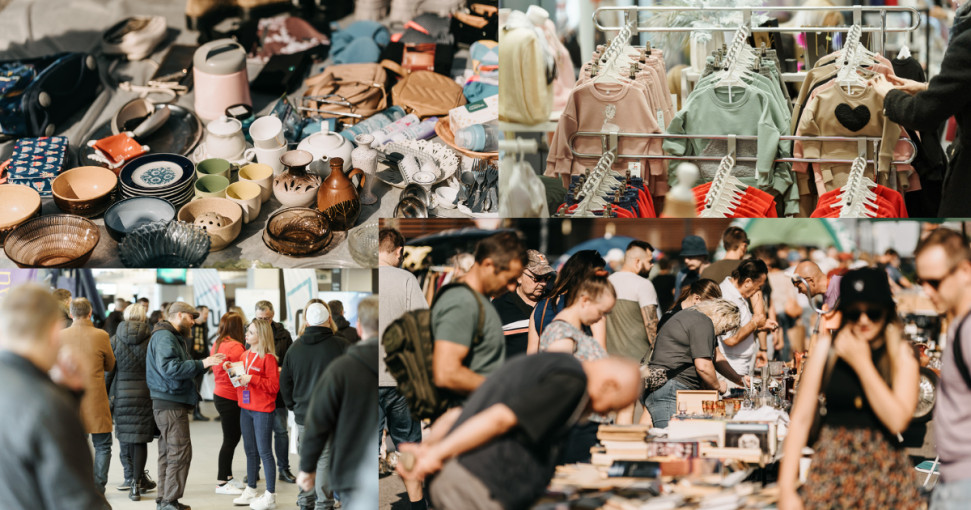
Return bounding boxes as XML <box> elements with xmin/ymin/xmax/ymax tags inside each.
<box><xmin>274</xmin><ymin>406</ymin><xmax>290</xmax><ymax>471</ymax></box>
<box><xmin>378</xmin><ymin>387</ymin><xmax>421</xmax><ymax>446</ymax></box>
<box><xmin>644</xmin><ymin>378</ymin><xmax>690</xmax><ymax>429</ymax></box>
<box><xmin>91</xmin><ymin>433</ymin><xmax>112</xmax><ymax>494</ymax></box>
<box><xmin>241</xmin><ymin>408</ymin><xmax>276</xmax><ymax>493</ymax></box>
<box><xmin>931</xmin><ymin>477</ymin><xmax>971</xmax><ymax>510</ymax></box>
<box><xmin>297</xmin><ymin>424</ymin><xmax>335</xmax><ymax>510</ymax></box>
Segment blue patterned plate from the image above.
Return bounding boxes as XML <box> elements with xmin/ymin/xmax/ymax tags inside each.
<box><xmin>120</xmin><ymin>154</ymin><xmax>194</xmax><ymax>192</ymax></box>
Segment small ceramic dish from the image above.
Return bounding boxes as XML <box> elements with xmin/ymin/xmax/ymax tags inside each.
<box><xmin>118</xmin><ymin>220</ymin><xmax>211</xmax><ymax>268</ymax></box>
<box><xmin>0</xmin><ymin>184</ymin><xmax>42</xmax><ymax>245</ymax></box>
<box><xmin>51</xmin><ymin>166</ymin><xmax>118</xmax><ymax>217</ymax></box>
<box><xmin>177</xmin><ymin>197</ymin><xmax>243</xmax><ymax>251</ymax></box>
<box><xmin>4</xmin><ymin>214</ymin><xmax>101</xmax><ymax>268</ymax></box>
<box><xmin>120</xmin><ymin>153</ymin><xmax>195</xmax><ymax>191</ymax></box>
<box><xmin>262</xmin><ymin>207</ymin><xmax>332</xmax><ymax>257</ymax></box>
<box><xmin>103</xmin><ymin>196</ymin><xmax>177</xmax><ymax>243</ymax></box>
<box><xmin>434</xmin><ymin>187</ymin><xmax>458</xmax><ymax>209</ymax></box>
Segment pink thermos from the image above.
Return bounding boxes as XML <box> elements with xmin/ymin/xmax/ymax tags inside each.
<box><xmin>193</xmin><ymin>39</ymin><xmax>251</xmax><ymax>122</ymax></box>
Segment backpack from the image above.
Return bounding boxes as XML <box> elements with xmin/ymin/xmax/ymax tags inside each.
<box><xmin>382</xmin><ymin>283</ymin><xmax>485</xmax><ymax>421</ymax></box>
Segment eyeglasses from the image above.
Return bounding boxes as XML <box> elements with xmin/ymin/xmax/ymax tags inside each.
<box><xmin>843</xmin><ymin>307</ymin><xmax>887</xmax><ymax>323</ymax></box>
<box><xmin>917</xmin><ymin>264</ymin><xmax>960</xmax><ymax>291</ymax></box>
<box><xmin>523</xmin><ymin>271</ymin><xmax>553</xmax><ymax>284</ymax></box>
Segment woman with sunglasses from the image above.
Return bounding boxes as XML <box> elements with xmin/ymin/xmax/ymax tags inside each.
<box><xmin>527</xmin><ymin>250</ymin><xmax>607</xmax><ymax>354</ymax></box>
<box><xmin>779</xmin><ymin>268</ymin><xmax>921</xmax><ymax>510</ymax></box>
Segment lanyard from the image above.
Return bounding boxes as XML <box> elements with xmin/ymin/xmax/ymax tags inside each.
<box><xmin>244</xmin><ymin>351</ymin><xmax>259</xmax><ymax>377</ymax></box>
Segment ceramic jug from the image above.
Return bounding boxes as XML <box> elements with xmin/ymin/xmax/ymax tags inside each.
<box><xmin>273</xmin><ymin>150</ymin><xmax>321</xmax><ymax>208</ymax></box>
<box><xmin>316</xmin><ymin>157</ymin><xmax>365</xmax><ymax>231</ymax></box>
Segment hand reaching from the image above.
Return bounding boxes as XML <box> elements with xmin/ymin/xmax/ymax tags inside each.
<box><xmin>887</xmin><ymin>75</ymin><xmax>928</xmax><ymax>95</ymax></box>
<box><xmin>203</xmin><ymin>353</ymin><xmax>226</xmax><ymax>368</ymax></box>
<box><xmin>297</xmin><ymin>471</ymin><xmax>315</xmax><ymax>492</ymax></box>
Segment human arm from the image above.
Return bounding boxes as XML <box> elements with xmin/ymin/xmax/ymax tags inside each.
<box><xmin>246</xmin><ymin>354</ymin><xmax>280</xmax><ymax>395</ymax></box>
<box><xmin>433</xmin><ymin>340</ymin><xmax>485</xmax><ymax>394</ymax></box>
<box><xmin>279</xmin><ymin>356</ymin><xmax>295</xmax><ymax>411</ymax></box>
<box><xmin>102</xmin><ymin>335</ymin><xmax>116</xmax><ymax>373</ymax></box>
<box><xmin>882</xmin><ymin>30</ymin><xmax>971</xmax><ymax>132</ymax></box>
<box><xmin>778</xmin><ymin>335</ymin><xmax>833</xmax><ymax>507</ymax></box>
<box><xmin>713</xmin><ymin>347</ymin><xmax>748</xmax><ymax>387</ymax></box>
<box><xmin>642</xmin><ymin>305</ymin><xmax>659</xmax><ymax>348</ymax></box>
<box><xmin>721</xmin><ymin>318</ymin><xmax>762</xmax><ymax>347</ymax></box>
<box><xmin>694</xmin><ymin>357</ymin><xmax>725</xmax><ymax>393</ymax></box>
<box><xmin>421</xmin><ymin>407</ymin><xmax>464</xmax><ymax>447</ymax></box>
<box><xmin>591</xmin><ymin>317</ymin><xmax>607</xmax><ymax>351</ymax></box>
<box><xmin>156</xmin><ymin>336</ymin><xmax>207</xmax><ymax>379</ymax></box>
<box><xmin>526</xmin><ymin>311</ymin><xmax>540</xmax><ymax>354</ymax></box>
<box><xmin>833</xmin><ymin>325</ymin><xmax>919</xmax><ymax>435</ymax></box>
<box><xmin>299</xmin><ymin>364</ymin><xmax>342</xmax><ymax>474</ymax></box>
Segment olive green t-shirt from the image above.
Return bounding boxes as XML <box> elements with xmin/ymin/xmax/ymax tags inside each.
<box><xmin>431</xmin><ymin>286</ymin><xmax>506</xmax><ymax>380</ymax></box>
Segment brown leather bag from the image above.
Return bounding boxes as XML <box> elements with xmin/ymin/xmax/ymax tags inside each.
<box><xmin>382</xmin><ymin>60</ymin><xmax>466</xmax><ymax>118</ymax></box>
<box><xmin>302</xmin><ymin>63</ymin><xmax>389</xmax><ymax>123</ymax></box>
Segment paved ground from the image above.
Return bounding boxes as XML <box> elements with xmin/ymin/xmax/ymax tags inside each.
<box><xmin>104</xmin><ymin>402</ymin><xmax>303</xmax><ymax>510</ymax></box>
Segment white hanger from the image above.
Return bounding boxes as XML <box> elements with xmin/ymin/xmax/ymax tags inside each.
<box><xmin>834</xmin><ymin>155</ymin><xmax>879</xmax><ymax>218</ymax></box>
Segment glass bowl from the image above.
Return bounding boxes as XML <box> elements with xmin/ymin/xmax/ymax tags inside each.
<box><xmin>118</xmin><ymin>220</ymin><xmax>211</xmax><ymax>268</ymax></box>
<box><xmin>4</xmin><ymin>214</ymin><xmax>100</xmax><ymax>267</ymax></box>
<box><xmin>347</xmin><ymin>221</ymin><xmax>378</xmax><ymax>267</ymax></box>
<box><xmin>262</xmin><ymin>207</ymin><xmax>332</xmax><ymax>257</ymax></box>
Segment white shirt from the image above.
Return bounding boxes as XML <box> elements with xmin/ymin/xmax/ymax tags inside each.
<box><xmin>718</xmin><ymin>277</ymin><xmax>756</xmax><ymax>375</ymax></box>
<box><xmin>608</xmin><ymin>271</ymin><xmax>659</xmax><ymax>316</ymax></box>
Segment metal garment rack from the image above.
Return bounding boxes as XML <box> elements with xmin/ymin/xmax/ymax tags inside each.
<box><xmin>592</xmin><ymin>5</ymin><xmax>922</xmax><ymax>56</ymax></box>
<box><xmin>566</xmin><ymin>132</ymin><xmax>917</xmax><ymax>168</ymax></box>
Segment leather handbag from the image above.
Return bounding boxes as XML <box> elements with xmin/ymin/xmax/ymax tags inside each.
<box><xmin>382</xmin><ymin>60</ymin><xmax>466</xmax><ymax>118</ymax></box>
<box><xmin>302</xmin><ymin>63</ymin><xmax>390</xmax><ymax>123</ymax></box>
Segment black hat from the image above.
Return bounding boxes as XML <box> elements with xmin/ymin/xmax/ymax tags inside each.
<box><xmin>680</xmin><ymin>235</ymin><xmax>708</xmax><ymax>258</ymax></box>
<box><xmin>837</xmin><ymin>267</ymin><xmax>895</xmax><ymax>312</ymax></box>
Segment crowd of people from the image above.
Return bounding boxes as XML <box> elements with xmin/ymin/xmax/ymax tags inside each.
<box><xmin>0</xmin><ymin>284</ymin><xmax>378</xmax><ymax>510</ymax></box>
<box><xmin>379</xmin><ymin>223</ymin><xmax>971</xmax><ymax>509</ymax></box>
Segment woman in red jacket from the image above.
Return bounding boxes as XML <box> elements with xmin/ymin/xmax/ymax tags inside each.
<box><xmin>231</xmin><ymin>318</ymin><xmax>281</xmax><ymax>510</ymax></box>
<box><xmin>210</xmin><ymin>313</ymin><xmax>247</xmax><ymax>495</ymax></box>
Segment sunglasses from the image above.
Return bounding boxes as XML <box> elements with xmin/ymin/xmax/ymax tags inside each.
<box><xmin>844</xmin><ymin>307</ymin><xmax>887</xmax><ymax>323</ymax></box>
<box><xmin>524</xmin><ymin>271</ymin><xmax>554</xmax><ymax>284</ymax></box>
<box><xmin>917</xmin><ymin>264</ymin><xmax>959</xmax><ymax>291</ymax></box>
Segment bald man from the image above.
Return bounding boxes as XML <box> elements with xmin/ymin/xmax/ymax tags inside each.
<box><xmin>398</xmin><ymin>354</ymin><xmax>640</xmax><ymax>510</ymax></box>
<box><xmin>793</xmin><ymin>260</ymin><xmax>842</xmax><ymax>346</ymax></box>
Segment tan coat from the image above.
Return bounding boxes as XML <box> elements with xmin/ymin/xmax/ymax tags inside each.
<box><xmin>59</xmin><ymin>318</ymin><xmax>115</xmax><ymax>434</ymax></box>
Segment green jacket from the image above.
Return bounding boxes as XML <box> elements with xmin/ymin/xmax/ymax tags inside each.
<box><xmin>145</xmin><ymin>321</ymin><xmax>204</xmax><ymax>406</ymax></box>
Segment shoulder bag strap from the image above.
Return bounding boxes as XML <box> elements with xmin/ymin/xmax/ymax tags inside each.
<box><xmin>952</xmin><ymin>312</ymin><xmax>971</xmax><ymax>389</ymax></box>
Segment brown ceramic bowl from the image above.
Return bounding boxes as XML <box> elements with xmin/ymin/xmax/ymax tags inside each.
<box><xmin>4</xmin><ymin>214</ymin><xmax>101</xmax><ymax>268</ymax></box>
<box><xmin>177</xmin><ymin>197</ymin><xmax>243</xmax><ymax>251</ymax></box>
<box><xmin>262</xmin><ymin>207</ymin><xmax>332</xmax><ymax>257</ymax></box>
<box><xmin>51</xmin><ymin>166</ymin><xmax>118</xmax><ymax>217</ymax></box>
<box><xmin>0</xmin><ymin>184</ymin><xmax>42</xmax><ymax>245</ymax></box>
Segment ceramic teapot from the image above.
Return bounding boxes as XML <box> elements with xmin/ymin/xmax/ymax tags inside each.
<box><xmin>316</xmin><ymin>158</ymin><xmax>365</xmax><ymax>231</ymax></box>
<box><xmin>273</xmin><ymin>150</ymin><xmax>322</xmax><ymax>208</ymax></box>
<box><xmin>297</xmin><ymin>131</ymin><xmax>352</xmax><ymax>177</ymax></box>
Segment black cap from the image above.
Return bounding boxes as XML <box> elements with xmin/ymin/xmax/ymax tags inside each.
<box><xmin>837</xmin><ymin>267</ymin><xmax>894</xmax><ymax>312</ymax></box>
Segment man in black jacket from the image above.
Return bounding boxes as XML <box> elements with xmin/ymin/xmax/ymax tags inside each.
<box><xmin>297</xmin><ymin>296</ymin><xmax>379</xmax><ymax>510</ymax></box>
<box><xmin>255</xmin><ymin>300</ymin><xmax>296</xmax><ymax>483</ymax></box>
<box><xmin>0</xmin><ymin>284</ymin><xmax>108</xmax><ymax>510</ymax></box>
<box><xmin>328</xmin><ymin>300</ymin><xmax>360</xmax><ymax>344</ymax></box>
<box><xmin>146</xmin><ymin>302</ymin><xmax>224</xmax><ymax>510</ymax></box>
<box><xmin>281</xmin><ymin>302</ymin><xmax>348</xmax><ymax>510</ymax></box>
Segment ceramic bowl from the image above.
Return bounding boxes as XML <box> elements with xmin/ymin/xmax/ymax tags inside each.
<box><xmin>4</xmin><ymin>214</ymin><xmax>100</xmax><ymax>268</ymax></box>
<box><xmin>51</xmin><ymin>166</ymin><xmax>118</xmax><ymax>217</ymax></box>
<box><xmin>103</xmin><ymin>197</ymin><xmax>177</xmax><ymax>243</ymax></box>
<box><xmin>177</xmin><ymin>197</ymin><xmax>243</xmax><ymax>251</ymax></box>
<box><xmin>347</xmin><ymin>221</ymin><xmax>378</xmax><ymax>267</ymax></box>
<box><xmin>118</xmin><ymin>220</ymin><xmax>211</xmax><ymax>268</ymax></box>
<box><xmin>434</xmin><ymin>187</ymin><xmax>458</xmax><ymax>209</ymax></box>
<box><xmin>0</xmin><ymin>184</ymin><xmax>42</xmax><ymax>245</ymax></box>
<box><xmin>120</xmin><ymin>153</ymin><xmax>195</xmax><ymax>191</ymax></box>
<box><xmin>262</xmin><ymin>207</ymin><xmax>332</xmax><ymax>257</ymax></box>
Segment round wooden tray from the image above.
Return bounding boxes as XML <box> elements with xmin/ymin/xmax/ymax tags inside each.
<box><xmin>434</xmin><ymin>117</ymin><xmax>498</xmax><ymax>161</ymax></box>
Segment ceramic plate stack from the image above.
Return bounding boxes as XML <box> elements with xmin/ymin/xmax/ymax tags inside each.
<box><xmin>118</xmin><ymin>154</ymin><xmax>196</xmax><ymax>210</ymax></box>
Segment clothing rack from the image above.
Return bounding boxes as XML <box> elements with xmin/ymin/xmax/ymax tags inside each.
<box><xmin>700</xmin><ymin>152</ymin><xmax>745</xmax><ymax>218</ymax></box>
<box><xmin>499</xmin><ymin>138</ymin><xmax>539</xmax><ymax>156</ymax></box>
<box><xmin>566</xmin><ymin>131</ymin><xmax>917</xmax><ymax>167</ymax></box>
<box><xmin>571</xmin><ymin>149</ymin><xmax>618</xmax><ymax>217</ymax></box>
<box><xmin>837</xmin><ymin>154</ymin><xmax>876</xmax><ymax>218</ymax></box>
<box><xmin>592</xmin><ymin>5</ymin><xmax>922</xmax><ymax>56</ymax></box>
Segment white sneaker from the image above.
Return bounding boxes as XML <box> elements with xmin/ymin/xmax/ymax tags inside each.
<box><xmin>216</xmin><ymin>482</ymin><xmax>244</xmax><ymax>495</ymax></box>
<box><xmin>227</xmin><ymin>478</ymin><xmax>247</xmax><ymax>490</ymax></box>
<box><xmin>249</xmin><ymin>491</ymin><xmax>276</xmax><ymax>510</ymax></box>
<box><xmin>233</xmin><ymin>486</ymin><xmax>259</xmax><ymax>505</ymax></box>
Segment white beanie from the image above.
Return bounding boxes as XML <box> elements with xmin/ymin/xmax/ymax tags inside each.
<box><xmin>306</xmin><ymin>303</ymin><xmax>330</xmax><ymax>326</ymax></box>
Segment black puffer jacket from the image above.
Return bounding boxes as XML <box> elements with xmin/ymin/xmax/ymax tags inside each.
<box><xmin>111</xmin><ymin>320</ymin><xmax>154</xmax><ymax>443</ymax></box>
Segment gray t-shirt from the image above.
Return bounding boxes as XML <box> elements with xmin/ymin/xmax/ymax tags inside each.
<box><xmin>648</xmin><ymin>308</ymin><xmax>717</xmax><ymax>389</ymax></box>
<box><xmin>937</xmin><ymin>312</ymin><xmax>971</xmax><ymax>481</ymax></box>
<box><xmin>431</xmin><ymin>285</ymin><xmax>505</xmax><ymax>380</ymax></box>
<box><xmin>378</xmin><ymin>265</ymin><xmax>428</xmax><ymax>387</ymax></box>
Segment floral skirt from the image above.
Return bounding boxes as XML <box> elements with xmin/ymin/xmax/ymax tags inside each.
<box><xmin>800</xmin><ymin>426</ymin><xmax>924</xmax><ymax>509</ymax></box>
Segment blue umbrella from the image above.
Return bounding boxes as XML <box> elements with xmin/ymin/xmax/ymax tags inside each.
<box><xmin>559</xmin><ymin>236</ymin><xmax>638</xmax><ymax>269</ymax></box>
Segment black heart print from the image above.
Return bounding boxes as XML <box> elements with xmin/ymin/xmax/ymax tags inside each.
<box><xmin>835</xmin><ymin>103</ymin><xmax>871</xmax><ymax>132</ymax></box>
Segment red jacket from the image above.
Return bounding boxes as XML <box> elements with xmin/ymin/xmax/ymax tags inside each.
<box><xmin>236</xmin><ymin>349</ymin><xmax>280</xmax><ymax>413</ymax></box>
<box><xmin>211</xmin><ymin>338</ymin><xmax>246</xmax><ymax>401</ymax></box>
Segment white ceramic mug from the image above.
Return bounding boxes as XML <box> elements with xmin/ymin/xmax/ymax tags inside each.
<box><xmin>244</xmin><ymin>145</ymin><xmax>287</xmax><ymax>175</ymax></box>
<box><xmin>249</xmin><ymin>116</ymin><xmax>286</xmax><ymax>149</ymax></box>
<box><xmin>238</xmin><ymin>163</ymin><xmax>274</xmax><ymax>203</ymax></box>
<box><xmin>225</xmin><ymin>181</ymin><xmax>262</xmax><ymax>223</ymax></box>
<box><xmin>205</xmin><ymin>116</ymin><xmax>246</xmax><ymax>160</ymax></box>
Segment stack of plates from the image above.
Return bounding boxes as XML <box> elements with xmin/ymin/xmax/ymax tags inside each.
<box><xmin>118</xmin><ymin>154</ymin><xmax>196</xmax><ymax>209</ymax></box>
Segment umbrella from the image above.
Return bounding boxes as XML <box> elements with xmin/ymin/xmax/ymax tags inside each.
<box><xmin>734</xmin><ymin>219</ymin><xmax>855</xmax><ymax>252</ymax></box>
<box><xmin>407</xmin><ymin>228</ymin><xmax>519</xmax><ymax>266</ymax></box>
